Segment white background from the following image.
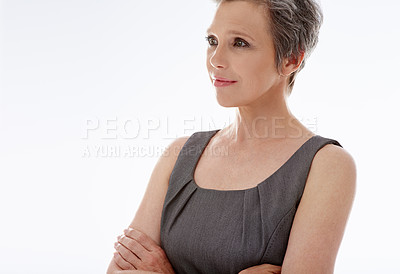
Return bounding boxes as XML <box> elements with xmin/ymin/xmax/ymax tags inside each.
<box><xmin>1</xmin><ymin>0</ymin><xmax>399</xmax><ymax>273</ymax></box>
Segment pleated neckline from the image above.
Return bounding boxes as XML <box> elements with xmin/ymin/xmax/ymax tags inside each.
<box><xmin>189</xmin><ymin>129</ymin><xmax>319</xmax><ymax>192</ymax></box>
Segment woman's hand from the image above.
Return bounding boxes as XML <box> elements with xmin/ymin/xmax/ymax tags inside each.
<box><xmin>113</xmin><ymin>227</ymin><xmax>175</xmax><ymax>274</ymax></box>
<box><xmin>238</xmin><ymin>263</ymin><xmax>282</xmax><ymax>274</ymax></box>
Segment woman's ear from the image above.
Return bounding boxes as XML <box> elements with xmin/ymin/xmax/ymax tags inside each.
<box><xmin>281</xmin><ymin>51</ymin><xmax>305</xmax><ymax>76</ymax></box>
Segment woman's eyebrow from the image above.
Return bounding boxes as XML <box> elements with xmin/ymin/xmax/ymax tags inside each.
<box><xmin>206</xmin><ymin>29</ymin><xmax>255</xmax><ymax>42</ymax></box>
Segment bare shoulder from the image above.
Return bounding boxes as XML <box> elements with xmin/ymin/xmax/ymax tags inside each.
<box><xmin>129</xmin><ymin>134</ymin><xmax>192</xmax><ymax>235</ymax></box>
<box><xmin>281</xmin><ymin>143</ymin><xmax>357</xmax><ymax>273</ymax></box>
<box><xmin>306</xmin><ymin>142</ymin><xmax>357</xmax><ymax>212</ymax></box>
<box><xmin>160</xmin><ymin>135</ymin><xmax>191</xmax><ymax>169</ymax></box>
<box><xmin>312</xmin><ymin>143</ymin><xmax>357</xmax><ymax>185</ymax></box>
<box><xmin>127</xmin><ymin>134</ymin><xmax>191</xmax><ymax>231</ymax></box>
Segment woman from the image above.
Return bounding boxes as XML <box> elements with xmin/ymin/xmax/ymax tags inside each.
<box><xmin>107</xmin><ymin>0</ymin><xmax>356</xmax><ymax>273</ymax></box>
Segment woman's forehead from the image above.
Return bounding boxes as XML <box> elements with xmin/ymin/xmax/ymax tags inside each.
<box><xmin>209</xmin><ymin>2</ymin><xmax>270</xmax><ymax>36</ymax></box>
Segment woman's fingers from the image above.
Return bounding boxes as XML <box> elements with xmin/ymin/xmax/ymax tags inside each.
<box><xmin>114</xmin><ymin>239</ymin><xmax>142</xmax><ymax>267</ymax></box>
<box><xmin>123</xmin><ymin>227</ymin><xmax>157</xmax><ymax>252</ymax></box>
<box><xmin>113</xmin><ymin>227</ymin><xmax>175</xmax><ymax>273</ymax></box>
<box><xmin>113</xmin><ymin>251</ymin><xmax>136</xmax><ymax>270</ymax></box>
<box><xmin>118</xmin><ymin>234</ymin><xmax>149</xmax><ymax>261</ymax></box>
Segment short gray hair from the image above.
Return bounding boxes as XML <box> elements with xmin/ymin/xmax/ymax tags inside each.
<box><xmin>211</xmin><ymin>0</ymin><xmax>324</xmax><ymax>96</ymax></box>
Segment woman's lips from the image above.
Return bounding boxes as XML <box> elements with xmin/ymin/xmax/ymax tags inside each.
<box><xmin>213</xmin><ymin>79</ymin><xmax>237</xmax><ymax>87</ymax></box>
<box><xmin>212</xmin><ymin>77</ymin><xmax>238</xmax><ymax>87</ymax></box>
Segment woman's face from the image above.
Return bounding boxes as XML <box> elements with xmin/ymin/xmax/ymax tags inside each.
<box><xmin>206</xmin><ymin>1</ymin><xmax>282</xmax><ymax>107</ymax></box>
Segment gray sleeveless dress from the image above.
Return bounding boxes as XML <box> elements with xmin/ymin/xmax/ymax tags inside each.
<box><xmin>160</xmin><ymin>129</ymin><xmax>342</xmax><ymax>274</ymax></box>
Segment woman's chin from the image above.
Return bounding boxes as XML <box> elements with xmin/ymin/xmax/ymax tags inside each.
<box><xmin>215</xmin><ymin>95</ymin><xmax>239</xmax><ymax>108</ymax></box>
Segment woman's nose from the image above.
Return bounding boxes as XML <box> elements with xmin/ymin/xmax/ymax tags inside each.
<box><xmin>209</xmin><ymin>47</ymin><xmax>227</xmax><ymax>69</ymax></box>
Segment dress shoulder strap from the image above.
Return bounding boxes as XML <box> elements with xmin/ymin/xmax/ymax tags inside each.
<box><xmin>160</xmin><ymin>129</ymin><xmax>220</xmax><ymax>240</ymax></box>
<box><xmin>163</xmin><ymin>130</ymin><xmax>220</xmax><ymax>203</ymax></box>
<box><xmin>258</xmin><ymin>135</ymin><xmax>343</xmax><ymax>264</ymax></box>
<box><xmin>259</xmin><ymin>134</ymin><xmax>343</xmax><ymax>212</ymax></box>
<box><xmin>296</xmin><ymin>134</ymin><xmax>343</xmax><ymax>201</ymax></box>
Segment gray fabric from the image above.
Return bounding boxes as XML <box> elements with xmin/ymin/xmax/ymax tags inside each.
<box><xmin>160</xmin><ymin>129</ymin><xmax>342</xmax><ymax>274</ymax></box>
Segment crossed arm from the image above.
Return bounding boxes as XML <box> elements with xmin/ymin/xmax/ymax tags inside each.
<box><xmin>107</xmin><ymin>139</ymin><xmax>356</xmax><ymax>274</ymax></box>
<box><xmin>106</xmin><ymin>136</ymin><xmax>189</xmax><ymax>274</ymax></box>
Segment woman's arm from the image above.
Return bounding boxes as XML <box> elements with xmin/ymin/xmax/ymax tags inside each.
<box><xmin>106</xmin><ymin>136</ymin><xmax>190</xmax><ymax>274</ymax></box>
<box><xmin>280</xmin><ymin>144</ymin><xmax>357</xmax><ymax>273</ymax></box>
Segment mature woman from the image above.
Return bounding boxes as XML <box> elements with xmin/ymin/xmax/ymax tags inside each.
<box><xmin>107</xmin><ymin>0</ymin><xmax>356</xmax><ymax>273</ymax></box>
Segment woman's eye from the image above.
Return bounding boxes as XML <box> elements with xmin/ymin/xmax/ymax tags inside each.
<box><xmin>205</xmin><ymin>36</ymin><xmax>249</xmax><ymax>48</ymax></box>
<box><xmin>233</xmin><ymin>39</ymin><xmax>249</xmax><ymax>48</ymax></box>
<box><xmin>205</xmin><ymin>36</ymin><xmax>217</xmax><ymax>46</ymax></box>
